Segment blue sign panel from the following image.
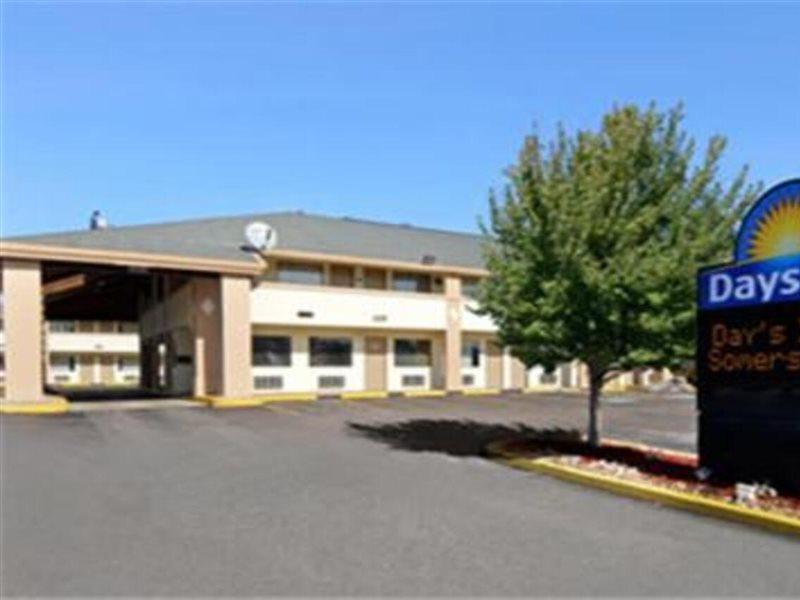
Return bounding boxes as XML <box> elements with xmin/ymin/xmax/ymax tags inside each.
<box><xmin>698</xmin><ymin>253</ymin><xmax>800</xmax><ymax>310</ymax></box>
<box><xmin>697</xmin><ymin>178</ymin><xmax>800</xmax><ymax>491</ymax></box>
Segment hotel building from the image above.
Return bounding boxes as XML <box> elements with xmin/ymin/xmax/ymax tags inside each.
<box><xmin>0</xmin><ymin>212</ymin><xmax>666</xmax><ymax>408</ymax></box>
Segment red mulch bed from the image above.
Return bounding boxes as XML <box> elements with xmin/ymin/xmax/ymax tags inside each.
<box><xmin>501</xmin><ymin>437</ymin><xmax>800</xmax><ymax>520</ymax></box>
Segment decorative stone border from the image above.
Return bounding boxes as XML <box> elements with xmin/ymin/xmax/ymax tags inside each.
<box><xmin>486</xmin><ymin>439</ymin><xmax>800</xmax><ymax>538</ymax></box>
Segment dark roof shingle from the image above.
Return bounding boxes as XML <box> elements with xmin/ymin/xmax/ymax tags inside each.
<box><xmin>7</xmin><ymin>212</ymin><xmax>486</xmax><ymax>269</ymax></box>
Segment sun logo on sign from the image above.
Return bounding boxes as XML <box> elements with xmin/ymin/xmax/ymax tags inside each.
<box><xmin>735</xmin><ymin>180</ymin><xmax>800</xmax><ymax>263</ymax></box>
<box><xmin>746</xmin><ymin>195</ymin><xmax>800</xmax><ymax>261</ymax></box>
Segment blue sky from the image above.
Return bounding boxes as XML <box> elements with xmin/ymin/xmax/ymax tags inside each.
<box><xmin>2</xmin><ymin>1</ymin><xmax>798</xmax><ymax>237</ymax></box>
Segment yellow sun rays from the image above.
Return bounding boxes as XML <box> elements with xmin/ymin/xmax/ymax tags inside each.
<box><xmin>748</xmin><ymin>195</ymin><xmax>800</xmax><ymax>260</ymax></box>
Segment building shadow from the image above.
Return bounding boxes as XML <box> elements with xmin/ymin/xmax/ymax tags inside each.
<box><xmin>348</xmin><ymin>419</ymin><xmax>580</xmax><ymax>458</ymax></box>
<box><xmin>48</xmin><ymin>386</ymin><xmax>178</xmax><ymax>402</ymax></box>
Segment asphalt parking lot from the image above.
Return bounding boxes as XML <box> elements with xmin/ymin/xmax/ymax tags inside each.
<box><xmin>1</xmin><ymin>392</ymin><xmax>798</xmax><ymax>596</ymax></box>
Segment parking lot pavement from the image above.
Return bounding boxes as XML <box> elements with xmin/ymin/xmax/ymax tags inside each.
<box><xmin>2</xmin><ymin>392</ymin><xmax>798</xmax><ymax>596</ymax></box>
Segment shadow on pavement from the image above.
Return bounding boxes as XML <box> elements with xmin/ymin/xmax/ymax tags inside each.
<box><xmin>48</xmin><ymin>386</ymin><xmax>179</xmax><ymax>402</ymax></box>
<box><xmin>348</xmin><ymin>419</ymin><xmax>580</xmax><ymax>457</ymax></box>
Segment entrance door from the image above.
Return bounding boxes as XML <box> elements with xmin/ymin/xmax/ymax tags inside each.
<box><xmin>364</xmin><ymin>337</ymin><xmax>387</xmax><ymax>391</ymax></box>
<box><xmin>169</xmin><ymin>327</ymin><xmax>195</xmax><ymax>396</ymax></box>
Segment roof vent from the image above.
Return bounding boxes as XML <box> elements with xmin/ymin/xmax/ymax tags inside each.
<box><xmin>421</xmin><ymin>254</ymin><xmax>437</xmax><ymax>265</ymax></box>
<box><xmin>89</xmin><ymin>210</ymin><xmax>108</xmax><ymax>230</ymax></box>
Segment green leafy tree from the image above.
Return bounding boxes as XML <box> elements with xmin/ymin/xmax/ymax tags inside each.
<box><xmin>479</xmin><ymin>103</ymin><xmax>758</xmax><ymax>446</ymax></box>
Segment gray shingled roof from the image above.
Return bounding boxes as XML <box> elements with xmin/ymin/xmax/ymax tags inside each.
<box><xmin>6</xmin><ymin>212</ymin><xmax>486</xmax><ymax>269</ymax></box>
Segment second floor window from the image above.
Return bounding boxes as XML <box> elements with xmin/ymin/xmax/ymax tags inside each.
<box><xmin>276</xmin><ymin>262</ymin><xmax>324</xmax><ymax>285</ymax></box>
<box><xmin>461</xmin><ymin>278</ymin><xmax>481</xmax><ymax>299</ymax></box>
<box><xmin>391</xmin><ymin>272</ymin><xmax>431</xmax><ymax>293</ymax></box>
<box><xmin>363</xmin><ymin>268</ymin><xmax>387</xmax><ymax>290</ymax></box>
<box><xmin>49</xmin><ymin>321</ymin><xmax>76</xmax><ymax>333</ymax></box>
<box><xmin>329</xmin><ymin>265</ymin><xmax>355</xmax><ymax>288</ymax></box>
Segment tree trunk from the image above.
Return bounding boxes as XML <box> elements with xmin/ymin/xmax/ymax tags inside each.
<box><xmin>587</xmin><ymin>372</ymin><xmax>603</xmax><ymax>447</ymax></box>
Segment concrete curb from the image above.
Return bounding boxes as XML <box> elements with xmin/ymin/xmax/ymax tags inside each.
<box><xmin>0</xmin><ymin>397</ymin><xmax>70</xmax><ymax>415</ymax></box>
<box><xmin>486</xmin><ymin>439</ymin><xmax>800</xmax><ymax>538</ymax></box>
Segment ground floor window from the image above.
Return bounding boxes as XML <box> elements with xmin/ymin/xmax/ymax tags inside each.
<box><xmin>51</xmin><ymin>355</ymin><xmax>77</xmax><ymax>373</ymax></box>
<box><xmin>252</xmin><ymin>336</ymin><xmax>292</xmax><ymax>366</ymax></box>
<box><xmin>461</xmin><ymin>340</ymin><xmax>481</xmax><ymax>368</ymax></box>
<box><xmin>116</xmin><ymin>356</ymin><xmax>139</xmax><ymax>372</ymax></box>
<box><xmin>309</xmin><ymin>337</ymin><xmax>352</xmax><ymax>367</ymax></box>
<box><xmin>394</xmin><ymin>339</ymin><xmax>432</xmax><ymax>367</ymax></box>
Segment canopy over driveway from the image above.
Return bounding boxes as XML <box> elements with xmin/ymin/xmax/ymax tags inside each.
<box><xmin>0</xmin><ymin>240</ymin><xmax>260</xmax><ymax>410</ymax></box>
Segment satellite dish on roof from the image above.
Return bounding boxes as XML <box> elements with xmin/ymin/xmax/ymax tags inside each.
<box><xmin>244</xmin><ymin>221</ymin><xmax>277</xmax><ymax>252</ymax></box>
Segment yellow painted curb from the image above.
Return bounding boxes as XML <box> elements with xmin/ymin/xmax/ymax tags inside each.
<box><xmin>487</xmin><ymin>441</ymin><xmax>800</xmax><ymax>537</ymax></box>
<box><xmin>196</xmin><ymin>393</ymin><xmax>318</xmax><ymax>408</ymax></box>
<box><xmin>402</xmin><ymin>389</ymin><xmax>446</xmax><ymax>398</ymax></box>
<box><xmin>0</xmin><ymin>397</ymin><xmax>69</xmax><ymax>415</ymax></box>
<box><xmin>461</xmin><ymin>388</ymin><xmax>501</xmax><ymax>396</ymax></box>
<box><xmin>260</xmin><ymin>393</ymin><xmax>317</xmax><ymax>403</ymax></box>
<box><xmin>341</xmin><ymin>390</ymin><xmax>388</xmax><ymax>401</ymax></box>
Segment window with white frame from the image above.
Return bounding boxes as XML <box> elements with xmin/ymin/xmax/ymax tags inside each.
<box><xmin>252</xmin><ymin>336</ymin><xmax>292</xmax><ymax>367</ymax></box>
<box><xmin>309</xmin><ymin>337</ymin><xmax>352</xmax><ymax>367</ymax></box>
<box><xmin>116</xmin><ymin>356</ymin><xmax>139</xmax><ymax>372</ymax></box>
<box><xmin>394</xmin><ymin>339</ymin><xmax>432</xmax><ymax>367</ymax></box>
<box><xmin>51</xmin><ymin>355</ymin><xmax>77</xmax><ymax>374</ymax></box>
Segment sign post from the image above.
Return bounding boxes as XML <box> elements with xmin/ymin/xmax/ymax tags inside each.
<box><xmin>696</xmin><ymin>179</ymin><xmax>800</xmax><ymax>491</ymax></box>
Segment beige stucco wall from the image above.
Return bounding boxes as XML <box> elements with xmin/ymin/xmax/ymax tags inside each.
<box><xmin>1</xmin><ymin>259</ymin><xmax>44</xmax><ymax>404</ymax></box>
<box><xmin>219</xmin><ymin>275</ymin><xmax>253</xmax><ymax>397</ymax></box>
<box><xmin>137</xmin><ymin>273</ymin><xmax>252</xmax><ymax>398</ymax></box>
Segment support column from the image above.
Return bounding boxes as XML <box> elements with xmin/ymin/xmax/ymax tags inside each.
<box><xmin>193</xmin><ymin>275</ymin><xmax>252</xmax><ymax>398</ymax></box>
<box><xmin>444</xmin><ymin>275</ymin><xmax>462</xmax><ymax>393</ymax></box>
<box><xmin>219</xmin><ymin>275</ymin><xmax>252</xmax><ymax>397</ymax></box>
<box><xmin>1</xmin><ymin>259</ymin><xmax>44</xmax><ymax>405</ymax></box>
<box><xmin>193</xmin><ymin>277</ymin><xmax>222</xmax><ymax>396</ymax></box>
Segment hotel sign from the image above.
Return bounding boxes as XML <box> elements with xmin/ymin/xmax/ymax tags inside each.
<box><xmin>696</xmin><ymin>178</ymin><xmax>800</xmax><ymax>490</ymax></box>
